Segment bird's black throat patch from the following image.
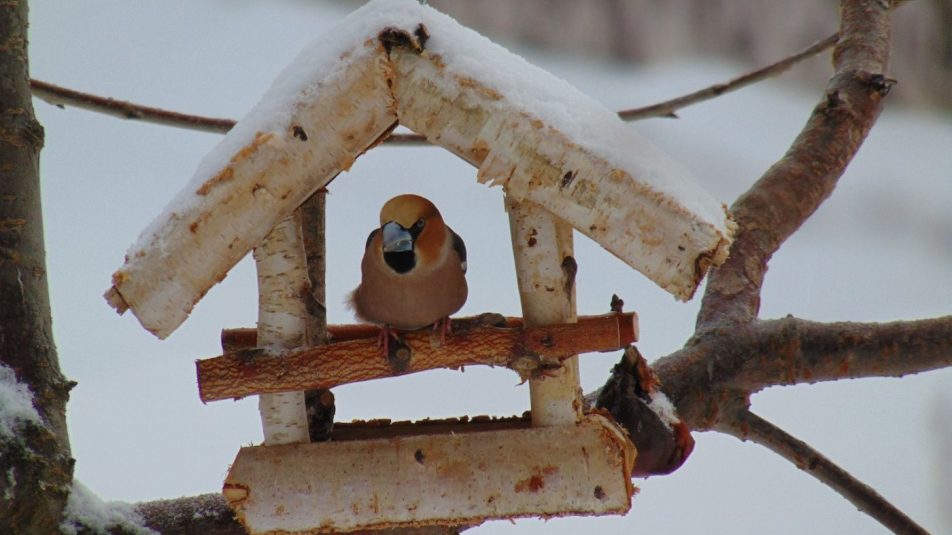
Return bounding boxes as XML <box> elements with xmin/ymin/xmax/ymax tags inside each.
<box><xmin>384</xmin><ymin>250</ymin><xmax>415</xmax><ymax>274</ymax></box>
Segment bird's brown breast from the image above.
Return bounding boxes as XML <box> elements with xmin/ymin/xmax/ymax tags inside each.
<box><xmin>352</xmin><ymin>245</ymin><xmax>467</xmax><ymax>330</ymax></box>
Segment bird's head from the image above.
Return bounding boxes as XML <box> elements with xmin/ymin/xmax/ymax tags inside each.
<box><xmin>377</xmin><ymin>194</ymin><xmax>447</xmax><ymax>274</ymax></box>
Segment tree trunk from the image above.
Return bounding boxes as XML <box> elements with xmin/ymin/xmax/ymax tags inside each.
<box><xmin>0</xmin><ymin>0</ymin><xmax>75</xmax><ymax>533</ymax></box>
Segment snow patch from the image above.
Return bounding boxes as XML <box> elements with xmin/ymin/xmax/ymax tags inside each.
<box><xmin>61</xmin><ymin>481</ymin><xmax>157</xmax><ymax>535</ymax></box>
<box><xmin>647</xmin><ymin>390</ymin><xmax>680</xmax><ymax>431</ymax></box>
<box><xmin>0</xmin><ymin>364</ymin><xmax>42</xmax><ymax>439</ymax></box>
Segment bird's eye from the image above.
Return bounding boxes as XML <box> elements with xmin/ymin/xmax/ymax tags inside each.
<box><xmin>414</xmin><ymin>218</ymin><xmax>425</xmax><ymax>229</ymax></box>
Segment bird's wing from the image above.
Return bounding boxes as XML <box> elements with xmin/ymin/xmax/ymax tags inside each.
<box><xmin>449</xmin><ymin>227</ymin><xmax>467</xmax><ymax>273</ymax></box>
<box><xmin>364</xmin><ymin>228</ymin><xmax>380</xmax><ymax>251</ymax></box>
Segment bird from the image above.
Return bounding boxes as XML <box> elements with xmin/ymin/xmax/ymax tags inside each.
<box><xmin>350</xmin><ymin>194</ymin><xmax>467</xmax><ymax>354</ymax></box>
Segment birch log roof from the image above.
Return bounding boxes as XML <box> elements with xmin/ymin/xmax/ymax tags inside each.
<box><xmin>105</xmin><ymin>0</ymin><xmax>735</xmax><ymax>339</ymax></box>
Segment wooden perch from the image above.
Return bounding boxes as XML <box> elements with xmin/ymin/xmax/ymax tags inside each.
<box><xmin>220</xmin><ymin>314</ymin><xmax>537</xmax><ymax>352</ymax></box>
<box><xmin>197</xmin><ymin>312</ymin><xmax>637</xmax><ymax>403</ymax></box>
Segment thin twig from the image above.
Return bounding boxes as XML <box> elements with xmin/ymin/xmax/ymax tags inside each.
<box><xmin>718</xmin><ymin>409</ymin><xmax>929</xmax><ymax>535</ymax></box>
<box><xmin>617</xmin><ymin>32</ymin><xmax>838</xmax><ymax>120</ymax></box>
<box><xmin>29</xmin><ymin>79</ymin><xmax>427</xmax><ymax>144</ymax></box>
<box><xmin>29</xmin><ymin>79</ymin><xmax>236</xmax><ymax>134</ymax></box>
<box><xmin>29</xmin><ymin>31</ymin><xmax>835</xmax><ymax>142</ymax></box>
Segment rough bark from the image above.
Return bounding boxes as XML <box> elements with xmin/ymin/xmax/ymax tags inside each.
<box><xmin>198</xmin><ymin>312</ymin><xmax>637</xmax><ymax>403</ymax></box>
<box><xmin>696</xmin><ymin>0</ymin><xmax>893</xmax><ymax>329</ymax></box>
<box><xmin>0</xmin><ymin>1</ymin><xmax>75</xmax><ymax>533</ymax></box>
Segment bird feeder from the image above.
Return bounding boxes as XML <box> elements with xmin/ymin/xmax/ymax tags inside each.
<box><xmin>104</xmin><ymin>1</ymin><xmax>734</xmax><ymax>533</ymax></box>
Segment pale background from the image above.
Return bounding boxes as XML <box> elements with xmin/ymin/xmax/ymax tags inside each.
<box><xmin>29</xmin><ymin>1</ymin><xmax>951</xmax><ymax>533</ymax></box>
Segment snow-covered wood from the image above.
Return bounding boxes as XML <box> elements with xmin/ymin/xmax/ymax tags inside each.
<box><xmin>254</xmin><ymin>214</ymin><xmax>309</xmax><ymax>445</ymax></box>
<box><xmin>197</xmin><ymin>312</ymin><xmax>638</xmax><ymax>403</ymax></box>
<box><xmin>507</xmin><ymin>198</ymin><xmax>582</xmax><ymax>427</ymax></box>
<box><xmin>105</xmin><ymin>39</ymin><xmax>396</xmax><ymax>339</ymax></box>
<box><xmin>391</xmin><ymin>42</ymin><xmax>734</xmax><ymax>300</ymax></box>
<box><xmin>106</xmin><ymin>0</ymin><xmax>732</xmax><ymax>340</ymax></box>
<box><xmin>223</xmin><ymin>413</ymin><xmax>635</xmax><ymax>533</ymax></box>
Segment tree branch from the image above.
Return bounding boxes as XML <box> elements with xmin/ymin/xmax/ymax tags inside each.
<box><xmin>0</xmin><ymin>1</ymin><xmax>75</xmax><ymax>532</ymax></box>
<box><xmin>717</xmin><ymin>409</ymin><xmax>929</xmax><ymax>535</ymax></box>
<box><xmin>28</xmin><ymin>79</ymin><xmax>424</xmax><ymax>144</ymax></box>
<box><xmin>695</xmin><ymin>0</ymin><xmax>894</xmax><ymax>329</ymax></box>
<box><xmin>651</xmin><ymin>316</ymin><xmax>952</xmax><ymax>429</ymax></box>
<box><xmin>617</xmin><ymin>32</ymin><xmax>838</xmax><ymax>120</ymax></box>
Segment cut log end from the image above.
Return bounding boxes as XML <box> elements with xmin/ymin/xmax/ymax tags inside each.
<box><xmin>103</xmin><ymin>286</ymin><xmax>129</xmax><ymax>314</ymax></box>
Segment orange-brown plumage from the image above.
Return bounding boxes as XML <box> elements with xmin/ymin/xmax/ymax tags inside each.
<box><xmin>350</xmin><ymin>194</ymin><xmax>467</xmax><ymax>332</ymax></box>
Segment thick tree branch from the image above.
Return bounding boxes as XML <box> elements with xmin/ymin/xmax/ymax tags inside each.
<box><xmin>696</xmin><ymin>0</ymin><xmax>894</xmax><ymax>329</ymax></box>
<box><xmin>717</xmin><ymin>409</ymin><xmax>929</xmax><ymax>535</ymax></box>
<box><xmin>651</xmin><ymin>316</ymin><xmax>952</xmax><ymax>429</ymax></box>
<box><xmin>0</xmin><ymin>1</ymin><xmax>75</xmax><ymax>533</ymax></box>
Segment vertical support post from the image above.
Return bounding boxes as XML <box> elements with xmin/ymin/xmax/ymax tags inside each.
<box><xmin>300</xmin><ymin>190</ymin><xmax>335</xmax><ymax>442</ymax></box>
<box><xmin>254</xmin><ymin>212</ymin><xmax>310</xmax><ymax>445</ymax></box>
<box><xmin>507</xmin><ymin>197</ymin><xmax>582</xmax><ymax>427</ymax></box>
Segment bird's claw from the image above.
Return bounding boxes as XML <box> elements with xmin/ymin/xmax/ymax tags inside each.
<box><xmin>378</xmin><ymin>325</ymin><xmax>402</xmax><ymax>357</ymax></box>
<box><xmin>430</xmin><ymin>317</ymin><xmax>452</xmax><ymax>347</ymax></box>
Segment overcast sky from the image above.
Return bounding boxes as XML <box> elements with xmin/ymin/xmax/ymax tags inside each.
<box><xmin>27</xmin><ymin>1</ymin><xmax>952</xmax><ymax>533</ymax></box>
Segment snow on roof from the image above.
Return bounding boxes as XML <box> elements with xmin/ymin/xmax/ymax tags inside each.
<box><xmin>132</xmin><ymin>0</ymin><xmax>727</xmax><ymax>258</ymax></box>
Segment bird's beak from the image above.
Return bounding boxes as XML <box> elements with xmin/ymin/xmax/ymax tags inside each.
<box><xmin>382</xmin><ymin>221</ymin><xmax>413</xmax><ymax>253</ymax></box>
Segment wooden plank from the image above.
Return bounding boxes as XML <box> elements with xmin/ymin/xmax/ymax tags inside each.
<box><xmin>197</xmin><ymin>312</ymin><xmax>638</xmax><ymax>403</ymax></box>
<box><xmin>223</xmin><ymin>413</ymin><xmax>636</xmax><ymax>533</ymax></box>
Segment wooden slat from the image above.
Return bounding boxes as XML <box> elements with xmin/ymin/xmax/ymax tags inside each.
<box><xmin>197</xmin><ymin>312</ymin><xmax>637</xmax><ymax>403</ymax></box>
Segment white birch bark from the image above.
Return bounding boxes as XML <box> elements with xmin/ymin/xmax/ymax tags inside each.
<box><xmin>254</xmin><ymin>214</ymin><xmax>309</xmax><ymax>446</ymax></box>
<box><xmin>224</xmin><ymin>414</ymin><xmax>635</xmax><ymax>533</ymax></box>
<box><xmin>507</xmin><ymin>198</ymin><xmax>582</xmax><ymax>427</ymax></box>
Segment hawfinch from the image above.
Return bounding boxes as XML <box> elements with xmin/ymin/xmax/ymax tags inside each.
<box><xmin>351</xmin><ymin>194</ymin><xmax>467</xmax><ymax>348</ymax></box>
